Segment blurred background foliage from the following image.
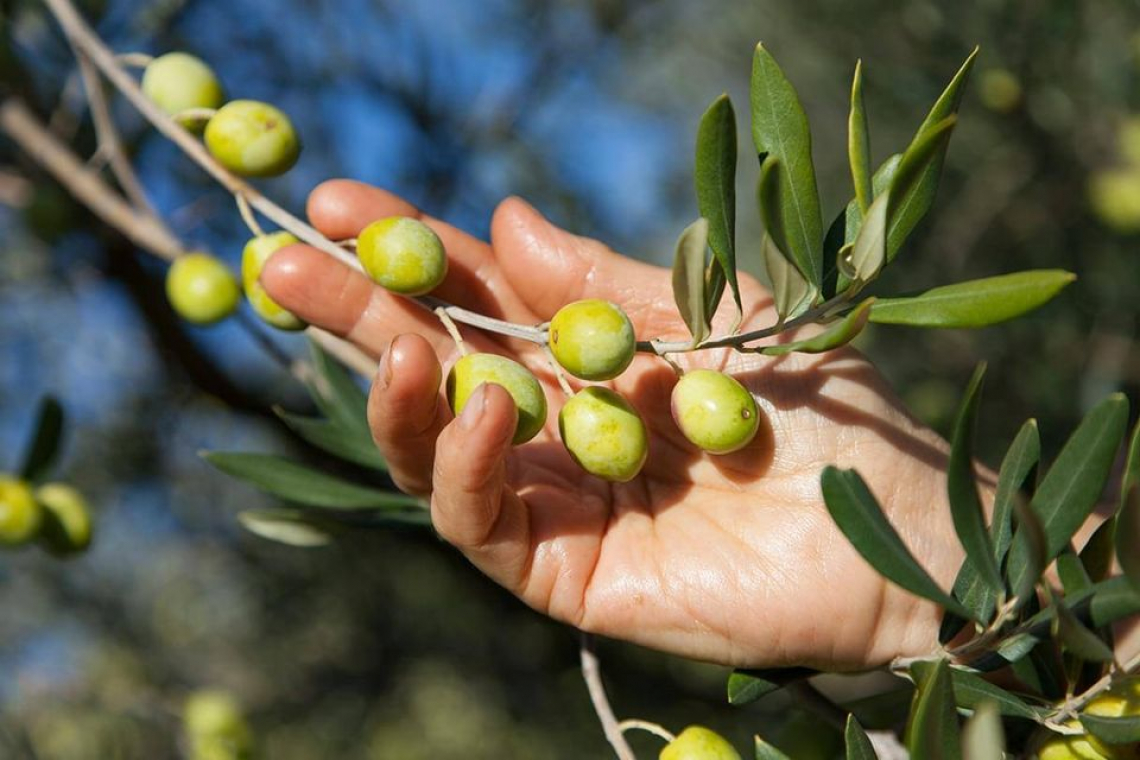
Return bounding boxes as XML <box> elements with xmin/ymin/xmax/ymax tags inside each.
<box><xmin>0</xmin><ymin>0</ymin><xmax>1139</xmax><ymax>757</ymax></box>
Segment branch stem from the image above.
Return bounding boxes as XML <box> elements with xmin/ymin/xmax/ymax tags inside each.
<box><xmin>580</xmin><ymin>634</ymin><xmax>636</xmax><ymax>760</ymax></box>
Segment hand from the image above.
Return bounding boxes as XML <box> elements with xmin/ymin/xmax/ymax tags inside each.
<box><xmin>261</xmin><ymin>179</ymin><xmax>967</xmax><ymax>671</ymax></box>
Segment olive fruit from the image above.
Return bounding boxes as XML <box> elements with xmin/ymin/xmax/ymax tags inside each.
<box><xmin>446</xmin><ymin>354</ymin><xmax>546</xmax><ymax>444</ymax></box>
<box><xmin>35</xmin><ymin>483</ymin><xmax>93</xmax><ymax>556</ymax></box>
<box><xmin>0</xmin><ymin>476</ymin><xmax>42</xmax><ymax>547</ymax></box>
<box><xmin>671</xmin><ymin>370</ymin><xmax>759</xmax><ymax>454</ymax></box>
<box><xmin>141</xmin><ymin>52</ymin><xmax>224</xmax><ymax>130</ymax></box>
<box><xmin>357</xmin><ymin>216</ymin><xmax>448</xmax><ymax>296</ymax></box>
<box><xmin>165</xmin><ymin>253</ymin><xmax>240</xmax><ymax>325</ymax></box>
<box><xmin>660</xmin><ymin>726</ymin><xmax>742</xmax><ymax>760</ymax></box>
<box><xmin>204</xmin><ymin>100</ymin><xmax>301</xmax><ymax>178</ymax></box>
<box><xmin>183</xmin><ymin>690</ymin><xmax>254</xmax><ymax>760</ymax></box>
<box><xmin>558</xmin><ymin>387</ymin><xmax>647</xmax><ymax>482</ymax></box>
<box><xmin>548</xmin><ymin>299</ymin><xmax>636</xmax><ymax>381</ymax></box>
<box><xmin>241</xmin><ymin>232</ymin><xmax>305</xmax><ymax>330</ymax></box>
<box><xmin>1038</xmin><ymin>734</ymin><xmax>1114</xmax><ymax>760</ymax></box>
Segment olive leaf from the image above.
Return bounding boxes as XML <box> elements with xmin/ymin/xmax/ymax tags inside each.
<box><xmin>751</xmin><ymin>43</ymin><xmax>823</xmax><ymax>287</ymax></box>
<box><xmin>1010</xmin><ymin>495</ymin><xmax>1047</xmax><ymax>611</ymax></box>
<box><xmin>837</xmin><ymin>154</ymin><xmax>901</xmax><ymax>293</ymax></box>
<box><xmin>760</xmin><ymin>298</ymin><xmax>873</xmax><ymax>356</ymax></box>
<box><xmin>1117</xmin><ymin>486</ymin><xmax>1140</xmax><ymax>591</ymax></box>
<box><xmin>672</xmin><ymin>217</ymin><xmax>712</xmax><ymax>346</ymax></box>
<box><xmin>1081</xmin><ymin>714</ymin><xmax>1140</xmax><ymax>746</ymax></box>
<box><xmin>845</xmin><ymin>715</ymin><xmax>878</xmax><ymax>760</ymax></box>
<box><xmin>696</xmin><ymin>93</ymin><xmax>741</xmax><ymax>327</ymax></box>
<box><xmin>1053</xmin><ymin>593</ymin><xmax>1115</xmax><ymax>662</ymax></box>
<box><xmin>962</xmin><ymin>703</ymin><xmax>1004</xmax><ymax>760</ymax></box>
<box><xmin>308</xmin><ymin>339</ymin><xmax>371</xmax><ymax>436</ymax></box>
<box><xmin>275</xmin><ymin>407</ymin><xmax>387</xmax><ymax>471</ymax></box>
<box><xmin>238</xmin><ymin>509</ymin><xmax>334</xmax><ymax>547</ymax></box>
<box><xmin>761</xmin><ymin>233</ymin><xmax>813</xmax><ymax>323</ymax></box>
<box><xmin>726</xmin><ymin>667</ymin><xmax>816</xmax><ymax>706</ymax></box>
<box><xmin>847</xmin><ymin>191</ymin><xmax>888</xmax><ymax>286</ymax></box>
<box><xmin>906</xmin><ymin>658</ymin><xmax>962</xmax><ymax>760</ymax></box>
<box><xmin>940</xmin><ymin>666</ymin><xmax>1044</xmax><ymax>720</ymax></box>
<box><xmin>754</xmin><ymin>736</ymin><xmax>793</xmax><ymax>760</ymax></box>
<box><xmin>885</xmin><ymin>115</ymin><xmax>958</xmax><ymax>260</ymax></box>
<box><xmin>848</xmin><ymin>60</ymin><xmax>872</xmax><ymax>215</ymax></box>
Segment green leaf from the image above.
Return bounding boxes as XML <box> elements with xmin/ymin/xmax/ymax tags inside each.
<box><xmin>1122</xmin><ymin>418</ymin><xmax>1140</xmax><ymax>506</ymax></box>
<box><xmin>696</xmin><ymin>93</ymin><xmax>741</xmax><ymax>326</ymax></box>
<box><xmin>886</xmin><ymin>47</ymin><xmax>978</xmax><ymax>260</ymax></box>
<box><xmin>868</xmin><ymin>270</ymin><xmax>1077</xmax><ymax>329</ymax></box>
<box><xmin>760</xmin><ymin>298</ymin><xmax>874</xmax><ymax>356</ymax></box>
<box><xmin>848</xmin><ymin>60</ymin><xmax>872</xmax><ymax>215</ymax></box>
<box><xmin>885</xmin><ymin>116</ymin><xmax>957</xmax><ymax>261</ymax></box>
<box><xmin>907</xmin><ymin>659</ymin><xmax>962</xmax><ymax>760</ymax></box>
<box><xmin>308</xmin><ymin>339</ymin><xmax>370</xmax><ymax>436</ymax></box>
<box><xmin>947</xmin><ymin>364</ymin><xmax>1004</xmax><ymax>602</ymax></box>
<box><xmin>727</xmin><ymin>667</ymin><xmax>816</xmax><ymax>706</ymax></box>
<box><xmin>19</xmin><ymin>396</ymin><xmax>64</xmax><ymax>483</ymax></box>
<box><xmin>821</xmin><ymin>467</ymin><xmax>972</xmax><ymax>619</ymax></box>
<box><xmin>1007</xmin><ymin>394</ymin><xmax>1129</xmax><ymax>593</ymax></box>
<box><xmin>275</xmin><ymin>408</ymin><xmax>387</xmax><ymax>471</ymax></box>
<box><xmin>1089</xmin><ymin>575</ymin><xmax>1140</xmax><ymax>628</ymax></box>
<box><xmin>992</xmin><ymin>420</ymin><xmax>1040</xmax><ymax>564</ymax></box>
<box><xmin>1010</xmin><ymin>496</ymin><xmax>1048</xmax><ymax>611</ymax></box>
<box><xmin>1053</xmin><ymin>594</ymin><xmax>1115</xmax><ymax>662</ymax></box>
<box><xmin>1117</xmin><ymin>486</ymin><xmax>1140</xmax><ymax>591</ymax></box>
<box><xmin>1081</xmin><ymin>515</ymin><xmax>1117</xmax><ymax>584</ymax></box>
<box><xmin>750</xmin><ymin>43</ymin><xmax>823</xmax><ymax>286</ymax></box>
<box><xmin>944</xmin><ymin>666</ymin><xmax>1044</xmax><ymax>720</ymax></box>
<box><xmin>202</xmin><ymin>451</ymin><xmax>421</xmax><ymax>510</ymax></box>
<box><xmin>1081</xmin><ymin>714</ymin><xmax>1140</xmax><ymax>745</ymax></box>
<box><xmin>845</xmin><ymin>715</ymin><xmax>878</xmax><ymax>760</ymax></box>
<box><xmin>672</xmin><ymin>218</ymin><xmax>712</xmax><ymax>346</ymax></box>
<box><xmin>1056</xmin><ymin>547</ymin><xmax>1093</xmax><ymax>595</ymax></box>
<box><xmin>761</xmin><ymin>233</ymin><xmax>814</xmax><ymax>322</ymax></box>
<box><xmin>847</xmin><ymin>191</ymin><xmax>888</xmax><ymax>285</ymax></box>
<box><xmin>962</xmin><ymin>703</ymin><xmax>1004</xmax><ymax>760</ymax></box>
<box><xmin>238</xmin><ymin>509</ymin><xmax>333</xmax><ymax>547</ymax></box>
<box><xmin>755</xmin><ymin>736</ymin><xmax>793</xmax><ymax>760</ymax></box>
<box><xmin>838</xmin><ymin>154</ymin><xmax>902</xmax><ymax>294</ymax></box>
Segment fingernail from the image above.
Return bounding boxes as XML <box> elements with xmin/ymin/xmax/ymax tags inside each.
<box><xmin>460</xmin><ymin>384</ymin><xmax>487</xmax><ymax>431</ymax></box>
<box><xmin>377</xmin><ymin>336</ymin><xmax>402</xmax><ymax>390</ymax></box>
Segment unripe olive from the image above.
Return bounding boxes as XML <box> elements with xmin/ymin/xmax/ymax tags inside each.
<box><xmin>204</xmin><ymin>100</ymin><xmax>301</xmax><ymax>178</ymax></box>
<box><xmin>1081</xmin><ymin>683</ymin><xmax>1140</xmax><ymax>759</ymax></box>
<box><xmin>0</xmin><ymin>476</ymin><xmax>42</xmax><ymax>547</ymax></box>
<box><xmin>659</xmin><ymin>726</ymin><xmax>742</xmax><ymax>760</ymax></box>
<box><xmin>558</xmin><ymin>387</ymin><xmax>647</xmax><ymax>482</ymax></box>
<box><xmin>1088</xmin><ymin>169</ymin><xmax>1140</xmax><ymax>234</ymax></box>
<box><xmin>549</xmin><ymin>299</ymin><xmax>636</xmax><ymax>381</ymax></box>
<box><xmin>671</xmin><ymin>370</ymin><xmax>759</xmax><ymax>454</ymax></box>
<box><xmin>446</xmin><ymin>354</ymin><xmax>547</xmax><ymax>444</ymax></box>
<box><xmin>241</xmin><ymin>232</ymin><xmax>306</xmax><ymax>330</ymax></box>
<box><xmin>183</xmin><ymin>690</ymin><xmax>253</xmax><ymax>760</ymax></box>
<box><xmin>166</xmin><ymin>252</ymin><xmax>241</xmax><ymax>325</ymax></box>
<box><xmin>978</xmin><ymin>68</ymin><xmax>1022</xmax><ymax>114</ymax></box>
<box><xmin>357</xmin><ymin>216</ymin><xmax>448</xmax><ymax>296</ymax></box>
<box><xmin>1038</xmin><ymin>734</ymin><xmax>1115</xmax><ymax>760</ymax></box>
<box><xmin>141</xmin><ymin>52</ymin><xmax>224</xmax><ymax>131</ymax></box>
<box><xmin>35</xmin><ymin>483</ymin><xmax>93</xmax><ymax>556</ymax></box>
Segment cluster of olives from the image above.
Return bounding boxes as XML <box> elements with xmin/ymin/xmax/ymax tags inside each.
<box><xmin>183</xmin><ymin>690</ymin><xmax>255</xmax><ymax>760</ymax></box>
<box><xmin>0</xmin><ymin>474</ymin><xmax>92</xmax><ymax>556</ymax></box>
<box><xmin>1038</xmin><ymin>678</ymin><xmax>1140</xmax><ymax>759</ymax></box>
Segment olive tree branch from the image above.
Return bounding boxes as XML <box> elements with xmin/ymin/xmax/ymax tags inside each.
<box><xmin>580</xmin><ymin>634</ymin><xmax>637</xmax><ymax>760</ymax></box>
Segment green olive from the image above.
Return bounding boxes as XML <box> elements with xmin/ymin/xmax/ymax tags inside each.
<box><xmin>659</xmin><ymin>726</ymin><xmax>742</xmax><ymax>760</ymax></box>
<box><xmin>0</xmin><ymin>475</ymin><xmax>42</xmax><ymax>547</ymax></box>
<box><xmin>241</xmin><ymin>232</ymin><xmax>306</xmax><ymax>330</ymax></box>
<box><xmin>204</xmin><ymin>100</ymin><xmax>301</xmax><ymax>178</ymax></box>
<box><xmin>357</xmin><ymin>216</ymin><xmax>448</xmax><ymax>296</ymax></box>
<box><xmin>141</xmin><ymin>52</ymin><xmax>224</xmax><ymax>131</ymax></box>
<box><xmin>671</xmin><ymin>370</ymin><xmax>760</xmax><ymax>454</ymax></box>
<box><xmin>978</xmin><ymin>68</ymin><xmax>1022</xmax><ymax>114</ymax></box>
<box><xmin>35</xmin><ymin>483</ymin><xmax>93</xmax><ymax>556</ymax></box>
<box><xmin>1089</xmin><ymin>168</ymin><xmax>1140</xmax><ymax>234</ymax></box>
<box><xmin>446</xmin><ymin>354</ymin><xmax>547</xmax><ymax>444</ymax></box>
<box><xmin>548</xmin><ymin>299</ymin><xmax>636</xmax><ymax>381</ymax></box>
<box><xmin>165</xmin><ymin>253</ymin><xmax>240</xmax><ymax>325</ymax></box>
<box><xmin>558</xmin><ymin>387</ymin><xmax>647</xmax><ymax>482</ymax></box>
<box><xmin>183</xmin><ymin>690</ymin><xmax>253</xmax><ymax>760</ymax></box>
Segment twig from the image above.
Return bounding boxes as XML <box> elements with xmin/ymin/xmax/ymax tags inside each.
<box><xmin>580</xmin><ymin>634</ymin><xmax>636</xmax><ymax>760</ymax></box>
<box><xmin>618</xmin><ymin>720</ymin><xmax>675</xmax><ymax>744</ymax></box>
<box><xmin>236</xmin><ymin>192</ymin><xmax>265</xmax><ymax>237</ymax></box>
<box><xmin>434</xmin><ymin>307</ymin><xmax>469</xmax><ymax>357</ymax></box>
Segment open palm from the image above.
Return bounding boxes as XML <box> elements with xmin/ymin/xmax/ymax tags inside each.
<box><xmin>262</xmin><ymin>180</ymin><xmax>966</xmax><ymax>670</ymax></box>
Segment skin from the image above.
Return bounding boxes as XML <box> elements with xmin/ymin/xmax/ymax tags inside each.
<box><xmin>0</xmin><ymin>476</ymin><xmax>41</xmax><ymax>546</ymax></box>
<box><xmin>447</xmin><ymin>354</ymin><xmax>546</xmax><ymax>445</ymax></box>
<box><xmin>204</xmin><ymin>101</ymin><xmax>301</xmax><ymax>178</ymax></box>
<box><xmin>141</xmin><ymin>52</ymin><xmax>224</xmax><ymax>130</ymax></box>
<box><xmin>559</xmin><ymin>387</ymin><xmax>648</xmax><ymax>482</ymax></box>
<box><xmin>659</xmin><ymin>726</ymin><xmax>742</xmax><ymax>760</ymax></box>
<box><xmin>259</xmin><ymin>179</ymin><xmax>1065</xmax><ymax>670</ymax></box>
<box><xmin>35</xmin><ymin>483</ymin><xmax>92</xmax><ymax>556</ymax></box>
<box><xmin>671</xmin><ymin>369</ymin><xmax>760</xmax><ymax>454</ymax></box>
<box><xmin>242</xmin><ymin>233</ymin><xmax>306</xmax><ymax>330</ymax></box>
<box><xmin>166</xmin><ymin>252</ymin><xmax>240</xmax><ymax>325</ymax></box>
<box><xmin>549</xmin><ymin>298</ymin><xmax>635</xmax><ymax>380</ymax></box>
<box><xmin>357</xmin><ymin>216</ymin><xmax>448</xmax><ymax>296</ymax></box>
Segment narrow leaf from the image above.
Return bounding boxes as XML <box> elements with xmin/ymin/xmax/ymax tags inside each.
<box><xmin>945</xmin><ymin>667</ymin><xmax>1043</xmax><ymax>719</ymax></box>
<box><xmin>907</xmin><ymin>659</ymin><xmax>962</xmax><ymax>760</ymax></box>
<box><xmin>1053</xmin><ymin>595</ymin><xmax>1115</xmax><ymax>662</ymax></box>
<box><xmin>308</xmin><ymin>340</ymin><xmax>370</xmax><ymax>435</ymax></box>
<box><xmin>1122</xmin><ymin>418</ymin><xmax>1140</xmax><ymax>505</ymax></box>
<box><xmin>238</xmin><ymin>509</ymin><xmax>333</xmax><ymax>547</ymax></box>
<box><xmin>1007</xmin><ymin>394</ymin><xmax>1129</xmax><ymax>593</ymax></box>
<box><xmin>754</xmin><ymin>736</ymin><xmax>793</xmax><ymax>760</ymax></box>
<box><xmin>19</xmin><ymin>396</ymin><xmax>64</xmax><ymax>482</ymax></box>
<box><xmin>1081</xmin><ymin>714</ymin><xmax>1140</xmax><ymax>745</ymax></box>
<box><xmin>696</xmin><ymin>94</ymin><xmax>741</xmax><ymax>325</ymax></box>
<box><xmin>822</xmin><ymin>467</ymin><xmax>972</xmax><ymax>619</ymax></box>
<box><xmin>727</xmin><ymin>667</ymin><xmax>815</xmax><ymax>706</ymax></box>
<box><xmin>869</xmin><ymin>270</ymin><xmax>1077</xmax><ymax>328</ymax></box>
<box><xmin>845</xmin><ymin>715</ymin><xmax>878</xmax><ymax>760</ymax></box>
<box><xmin>849</xmin><ymin>192</ymin><xmax>888</xmax><ymax>285</ymax></box>
<box><xmin>962</xmin><ymin>703</ymin><xmax>1004</xmax><ymax>760</ymax></box>
<box><xmin>751</xmin><ymin>43</ymin><xmax>823</xmax><ymax>286</ymax></box>
<box><xmin>202</xmin><ymin>451</ymin><xmax>421</xmax><ymax>510</ymax></box>
<box><xmin>1082</xmin><ymin>515</ymin><xmax>1117</xmax><ymax>583</ymax></box>
<box><xmin>671</xmin><ymin>218</ymin><xmax>712</xmax><ymax>346</ymax></box>
<box><xmin>839</xmin><ymin>154</ymin><xmax>902</xmax><ymax>293</ymax></box>
<box><xmin>1010</xmin><ymin>496</ymin><xmax>1047</xmax><ymax>611</ymax></box>
<box><xmin>947</xmin><ymin>364</ymin><xmax>1004</xmax><ymax>600</ymax></box>
<box><xmin>275</xmin><ymin>408</ymin><xmax>387</xmax><ymax>471</ymax></box>
<box><xmin>761</xmin><ymin>234</ymin><xmax>813</xmax><ymax>322</ymax></box>
<box><xmin>760</xmin><ymin>298</ymin><xmax>874</xmax><ymax>356</ymax></box>
<box><xmin>1117</xmin><ymin>486</ymin><xmax>1140</xmax><ymax>591</ymax></box>
<box><xmin>1056</xmin><ymin>547</ymin><xmax>1093</xmax><ymax>595</ymax></box>
<box><xmin>848</xmin><ymin>60</ymin><xmax>872</xmax><ymax>215</ymax></box>
<box><xmin>991</xmin><ymin>420</ymin><xmax>1040</xmax><ymax>564</ymax></box>
<box><xmin>885</xmin><ymin>116</ymin><xmax>958</xmax><ymax>260</ymax></box>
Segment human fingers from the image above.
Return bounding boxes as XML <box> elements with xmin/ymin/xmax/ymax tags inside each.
<box><xmin>367</xmin><ymin>334</ymin><xmax>450</xmax><ymax>496</ymax></box>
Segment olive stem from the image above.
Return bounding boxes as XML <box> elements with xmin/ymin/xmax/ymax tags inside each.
<box><xmin>542</xmin><ymin>345</ymin><xmax>574</xmax><ymax>396</ymax></box>
<box><xmin>236</xmin><ymin>192</ymin><xmax>265</xmax><ymax>237</ymax></box>
<box><xmin>172</xmin><ymin>107</ymin><xmax>217</xmax><ymax>125</ymax></box>
<box><xmin>434</xmin><ymin>307</ymin><xmax>469</xmax><ymax>357</ymax></box>
<box><xmin>617</xmin><ymin>720</ymin><xmax>675</xmax><ymax>744</ymax></box>
<box><xmin>113</xmin><ymin>52</ymin><xmax>153</xmax><ymax>68</ymax></box>
<box><xmin>580</xmin><ymin>634</ymin><xmax>637</xmax><ymax>760</ymax></box>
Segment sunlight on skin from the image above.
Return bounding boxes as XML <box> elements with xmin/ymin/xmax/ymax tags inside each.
<box><xmin>261</xmin><ymin>179</ymin><xmax>1006</xmax><ymax>671</ymax></box>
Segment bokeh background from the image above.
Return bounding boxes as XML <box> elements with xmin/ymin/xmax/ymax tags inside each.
<box><xmin>1</xmin><ymin>0</ymin><xmax>1139</xmax><ymax>757</ymax></box>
